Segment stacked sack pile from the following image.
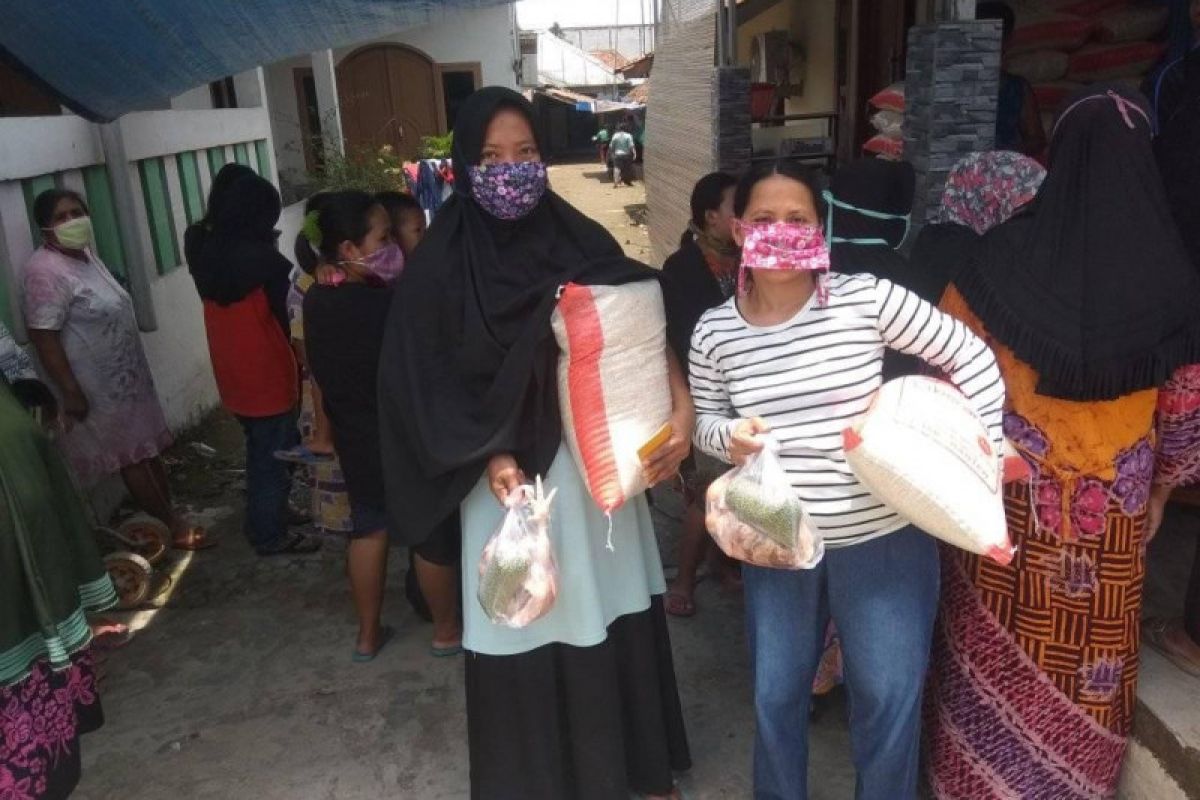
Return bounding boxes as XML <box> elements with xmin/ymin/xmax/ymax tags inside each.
<box><xmin>1005</xmin><ymin>0</ymin><xmax>1169</xmax><ymax>137</ymax></box>
<box><xmin>863</xmin><ymin>83</ymin><xmax>906</xmax><ymax>161</ymax></box>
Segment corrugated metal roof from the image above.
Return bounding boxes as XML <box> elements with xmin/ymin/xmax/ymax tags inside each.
<box><xmin>0</xmin><ymin>0</ymin><xmax>513</xmax><ymax>122</ymax></box>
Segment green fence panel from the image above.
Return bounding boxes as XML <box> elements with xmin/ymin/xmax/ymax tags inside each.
<box><xmin>81</xmin><ymin>165</ymin><xmax>127</xmax><ymax>283</ymax></box>
<box><xmin>254</xmin><ymin>139</ymin><xmax>271</xmax><ymax>177</ymax></box>
<box><xmin>176</xmin><ymin>151</ymin><xmax>205</xmax><ymax>225</ymax></box>
<box><xmin>22</xmin><ymin>173</ymin><xmax>59</xmax><ymax>242</ymax></box>
<box><xmin>206</xmin><ymin>146</ymin><xmax>227</xmax><ymax>181</ymax></box>
<box><xmin>233</xmin><ymin>142</ymin><xmax>251</xmax><ymax>167</ymax></box>
<box><xmin>138</xmin><ymin>158</ymin><xmax>179</xmax><ymax>274</ymax></box>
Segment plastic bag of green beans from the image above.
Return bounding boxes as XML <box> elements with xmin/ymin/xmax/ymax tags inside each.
<box><xmin>706</xmin><ymin>440</ymin><xmax>824</xmax><ymax>569</ymax></box>
<box><xmin>477</xmin><ymin>478</ymin><xmax>559</xmax><ymax>628</ymax></box>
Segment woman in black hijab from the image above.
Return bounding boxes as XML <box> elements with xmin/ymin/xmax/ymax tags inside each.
<box><xmin>924</xmin><ymin>85</ymin><xmax>1200</xmax><ymax>798</ymax></box>
<box><xmin>826</xmin><ymin>157</ymin><xmax>914</xmax><ymax>286</ymax></box>
<box><xmin>826</xmin><ymin>158</ymin><xmax>922</xmax><ymax>379</ymax></box>
<box><xmin>378</xmin><ymin>87</ymin><xmax>692</xmax><ymax>799</ymax></box>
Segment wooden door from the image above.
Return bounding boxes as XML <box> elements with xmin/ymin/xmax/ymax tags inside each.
<box><xmin>848</xmin><ymin>0</ymin><xmax>916</xmax><ymax>152</ymax></box>
<box><xmin>337</xmin><ymin>45</ymin><xmax>439</xmax><ymax>161</ymax></box>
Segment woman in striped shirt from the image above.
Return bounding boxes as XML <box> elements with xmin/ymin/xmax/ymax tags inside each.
<box><xmin>688</xmin><ymin>161</ymin><xmax>1004</xmax><ymax>800</ymax></box>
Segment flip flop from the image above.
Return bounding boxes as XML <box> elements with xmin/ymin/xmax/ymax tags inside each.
<box><xmin>257</xmin><ymin>532</ymin><xmax>322</xmax><ymax>556</ymax></box>
<box><xmin>172</xmin><ymin>526</ymin><xmax>215</xmax><ymax>551</ymax></box>
<box><xmin>664</xmin><ymin>590</ymin><xmax>697</xmax><ymax>618</ymax></box>
<box><xmin>1143</xmin><ymin>616</ymin><xmax>1200</xmax><ymax>678</ymax></box>
<box><xmin>430</xmin><ymin>642</ymin><xmax>463</xmax><ymax>658</ymax></box>
<box><xmin>273</xmin><ymin>445</ymin><xmax>335</xmax><ymax>465</ymax></box>
<box><xmin>352</xmin><ymin>625</ymin><xmax>396</xmax><ymax>663</ymax></box>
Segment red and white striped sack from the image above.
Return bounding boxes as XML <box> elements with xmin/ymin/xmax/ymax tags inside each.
<box><xmin>552</xmin><ymin>281</ymin><xmax>673</xmax><ymax>522</ymax></box>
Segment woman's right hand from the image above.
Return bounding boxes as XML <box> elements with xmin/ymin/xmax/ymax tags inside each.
<box><xmin>62</xmin><ymin>388</ymin><xmax>89</xmax><ymax>423</ymax></box>
<box><xmin>487</xmin><ymin>453</ymin><xmax>526</xmax><ymax>506</ymax></box>
<box><xmin>729</xmin><ymin>417</ymin><xmax>770</xmax><ymax>465</ymax></box>
<box><xmin>315</xmin><ymin>264</ymin><xmax>345</xmax><ymax>286</ymax></box>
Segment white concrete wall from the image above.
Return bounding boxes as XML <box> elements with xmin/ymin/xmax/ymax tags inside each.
<box><xmin>0</xmin><ymin>116</ymin><xmax>103</xmax><ymax>180</ymax></box>
<box><xmin>170</xmin><ymin>85</ymin><xmax>213</xmax><ymax>111</ymax></box>
<box><xmin>331</xmin><ymin>4</ymin><xmax>519</xmax><ymax>89</ymax></box>
<box><xmin>170</xmin><ymin>68</ymin><xmax>266</xmax><ymax>111</ymax></box>
<box><xmin>138</xmin><ymin>268</ymin><xmax>218</xmax><ymax>431</ymax></box>
<box><xmin>264</xmin><ymin>57</ymin><xmax>312</xmax><ymax>191</ymax></box>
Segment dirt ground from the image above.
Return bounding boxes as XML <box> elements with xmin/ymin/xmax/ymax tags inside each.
<box><xmin>72</xmin><ymin>161</ymin><xmax>861</xmax><ymax>800</ymax></box>
<box><xmin>549</xmin><ymin>158</ymin><xmax>652</xmax><ymax>262</ymax></box>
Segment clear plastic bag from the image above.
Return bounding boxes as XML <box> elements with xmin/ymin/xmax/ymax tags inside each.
<box><xmin>477</xmin><ymin>477</ymin><xmax>559</xmax><ymax>628</ymax></box>
<box><xmin>705</xmin><ymin>440</ymin><xmax>824</xmax><ymax>569</ymax></box>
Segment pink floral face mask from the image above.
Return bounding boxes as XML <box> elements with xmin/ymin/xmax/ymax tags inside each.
<box><xmin>735</xmin><ymin>220</ymin><xmax>831</xmax><ymax>302</ymax></box>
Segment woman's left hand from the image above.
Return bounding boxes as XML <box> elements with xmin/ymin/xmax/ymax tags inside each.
<box><xmin>1146</xmin><ymin>483</ymin><xmax>1172</xmax><ymax>544</ymax></box>
<box><xmin>643</xmin><ymin>408</ymin><xmax>694</xmax><ymax>487</ymax></box>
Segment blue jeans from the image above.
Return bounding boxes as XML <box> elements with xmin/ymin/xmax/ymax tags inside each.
<box><xmin>236</xmin><ymin>413</ymin><xmax>297</xmax><ymax>553</ymax></box>
<box><xmin>743</xmin><ymin>525</ymin><xmax>939</xmax><ymax>800</ymax></box>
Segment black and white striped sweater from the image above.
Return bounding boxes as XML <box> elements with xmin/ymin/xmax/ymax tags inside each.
<box><xmin>689</xmin><ymin>272</ymin><xmax>1005</xmax><ymax>547</ymax></box>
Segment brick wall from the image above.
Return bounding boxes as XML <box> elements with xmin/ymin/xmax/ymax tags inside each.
<box><xmin>712</xmin><ymin>66</ymin><xmax>752</xmax><ymax>175</ymax></box>
<box><xmin>904</xmin><ymin>20</ymin><xmax>1002</xmax><ymax>223</ymax></box>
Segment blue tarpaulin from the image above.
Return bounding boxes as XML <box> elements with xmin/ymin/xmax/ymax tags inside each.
<box><xmin>1</xmin><ymin>1</ymin><xmax>512</xmax><ymax>122</ymax></box>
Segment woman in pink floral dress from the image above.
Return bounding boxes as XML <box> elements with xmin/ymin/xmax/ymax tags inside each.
<box><xmin>22</xmin><ymin>189</ymin><xmax>208</xmax><ymax>550</ymax></box>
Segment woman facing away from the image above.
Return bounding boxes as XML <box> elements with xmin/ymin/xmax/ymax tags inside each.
<box><xmin>22</xmin><ymin>188</ymin><xmax>207</xmax><ymax>551</ymax></box>
<box><xmin>185</xmin><ymin>165</ymin><xmax>319</xmax><ymax>556</ymax></box>
<box><xmin>923</xmin><ymin>85</ymin><xmax>1200</xmax><ymax>800</ymax></box>
<box><xmin>376</xmin><ymin>87</ymin><xmax>693</xmax><ymax>799</ymax></box>
<box><xmin>660</xmin><ymin>170</ymin><xmax>741</xmax><ymax>618</ymax></box>
<box><xmin>688</xmin><ymin>159</ymin><xmax>1004</xmax><ymax>800</ymax></box>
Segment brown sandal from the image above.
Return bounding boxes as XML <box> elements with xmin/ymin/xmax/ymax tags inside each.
<box><xmin>1143</xmin><ymin>616</ymin><xmax>1200</xmax><ymax>678</ymax></box>
<box><xmin>172</xmin><ymin>526</ymin><xmax>215</xmax><ymax>551</ymax></box>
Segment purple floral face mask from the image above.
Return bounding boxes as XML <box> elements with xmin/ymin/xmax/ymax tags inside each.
<box><xmin>468</xmin><ymin>161</ymin><xmax>548</xmax><ymax>221</ymax></box>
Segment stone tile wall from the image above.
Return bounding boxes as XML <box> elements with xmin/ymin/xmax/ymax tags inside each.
<box><xmin>904</xmin><ymin>20</ymin><xmax>1002</xmax><ymax>223</ymax></box>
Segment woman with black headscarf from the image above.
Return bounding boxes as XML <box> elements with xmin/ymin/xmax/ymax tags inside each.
<box><xmin>378</xmin><ymin>87</ymin><xmax>692</xmax><ymax>799</ymax></box>
<box><xmin>825</xmin><ymin>157</ymin><xmax>914</xmax><ymax>285</ymax></box>
<box><xmin>924</xmin><ymin>85</ymin><xmax>1200</xmax><ymax>799</ymax></box>
<box><xmin>184</xmin><ymin>166</ymin><xmax>319</xmax><ymax>556</ymax></box>
<box><xmin>825</xmin><ymin>158</ymin><xmax>922</xmax><ymax>380</ymax></box>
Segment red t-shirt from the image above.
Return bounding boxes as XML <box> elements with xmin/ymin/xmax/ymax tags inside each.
<box><xmin>202</xmin><ymin>288</ymin><xmax>297</xmax><ymax>417</ymax></box>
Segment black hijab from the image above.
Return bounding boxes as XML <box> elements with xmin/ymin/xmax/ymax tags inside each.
<box><xmin>377</xmin><ymin>87</ymin><xmax>654</xmax><ymax>544</ymax></box>
<box><xmin>184</xmin><ymin>167</ymin><xmax>291</xmax><ymax>331</ymax></box>
<box><xmin>956</xmin><ymin>84</ymin><xmax>1200</xmax><ymax>401</ymax></box>
<box><xmin>827</xmin><ymin>159</ymin><xmax>914</xmax><ymax>286</ymax></box>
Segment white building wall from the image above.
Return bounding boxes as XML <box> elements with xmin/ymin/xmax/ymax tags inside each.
<box><xmin>331</xmin><ymin>4</ymin><xmax>519</xmax><ymax>87</ymax></box>
<box><xmin>263</xmin><ymin>4</ymin><xmax>518</xmax><ymax>194</ymax></box>
<box><xmin>535</xmin><ymin>31</ymin><xmax>624</xmax><ymax>88</ymax></box>
<box><xmin>265</xmin><ymin>56</ymin><xmax>312</xmax><ymax>191</ymax></box>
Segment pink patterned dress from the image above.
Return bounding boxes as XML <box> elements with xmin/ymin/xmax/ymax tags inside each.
<box><xmin>925</xmin><ymin>290</ymin><xmax>1200</xmax><ymax>799</ymax></box>
<box><xmin>22</xmin><ymin>247</ymin><xmax>172</xmax><ymax>486</ymax></box>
